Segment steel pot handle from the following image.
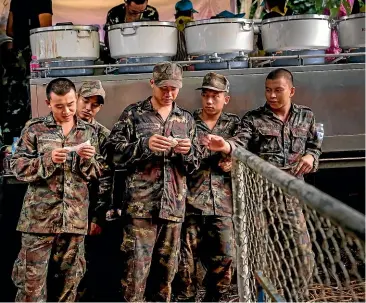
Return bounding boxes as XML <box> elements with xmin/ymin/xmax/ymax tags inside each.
<box><xmin>240</xmin><ymin>21</ymin><xmax>254</xmax><ymax>31</ymax></box>
<box><xmin>77</xmin><ymin>30</ymin><xmax>92</xmax><ymax>38</ymax></box>
<box><xmin>120</xmin><ymin>26</ymin><xmax>137</xmax><ymax>36</ymax></box>
<box><xmin>328</xmin><ymin>18</ymin><xmax>339</xmax><ymax>29</ymax></box>
<box><xmin>253</xmin><ymin>24</ymin><xmax>261</xmax><ymax>34</ymax></box>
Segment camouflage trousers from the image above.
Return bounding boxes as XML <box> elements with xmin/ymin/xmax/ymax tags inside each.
<box><xmin>173</xmin><ymin>215</ymin><xmax>235</xmax><ymax>302</ymax></box>
<box><xmin>120</xmin><ymin>218</ymin><xmax>182</xmax><ymax>302</ymax></box>
<box><xmin>263</xmin><ymin>192</ymin><xmax>315</xmax><ymax>301</ymax></box>
<box><xmin>76</xmin><ymin>234</ymin><xmax>103</xmax><ymax>301</ymax></box>
<box><xmin>12</xmin><ymin>232</ymin><xmax>86</xmax><ymax>302</ymax></box>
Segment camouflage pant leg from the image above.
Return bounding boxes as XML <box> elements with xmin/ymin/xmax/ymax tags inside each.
<box><xmin>48</xmin><ymin>234</ymin><xmax>86</xmax><ymax>302</ymax></box>
<box><xmin>173</xmin><ymin>216</ymin><xmax>202</xmax><ymax>302</ymax></box>
<box><xmin>173</xmin><ymin>216</ymin><xmax>234</xmax><ymax>302</ymax></box>
<box><xmin>76</xmin><ymin>235</ymin><xmax>102</xmax><ymax>301</ymax></box>
<box><xmin>121</xmin><ymin>218</ymin><xmax>181</xmax><ymax>302</ymax></box>
<box><xmin>201</xmin><ymin>216</ymin><xmax>235</xmax><ymax>301</ymax></box>
<box><xmin>12</xmin><ymin>233</ymin><xmax>54</xmax><ymax>302</ymax></box>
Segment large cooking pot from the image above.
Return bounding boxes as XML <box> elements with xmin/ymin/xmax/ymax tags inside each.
<box><xmin>30</xmin><ymin>24</ymin><xmax>100</xmax><ymax>61</ymax></box>
<box><xmin>185</xmin><ymin>18</ymin><xmax>254</xmax><ymax>55</ymax></box>
<box><xmin>338</xmin><ymin>13</ymin><xmax>365</xmax><ymax>49</ymax></box>
<box><xmin>108</xmin><ymin>21</ymin><xmax>177</xmax><ymax>59</ymax></box>
<box><xmin>261</xmin><ymin>14</ymin><xmax>331</xmax><ymax>52</ymax></box>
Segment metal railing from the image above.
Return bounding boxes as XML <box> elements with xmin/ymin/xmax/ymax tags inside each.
<box><xmin>231</xmin><ymin>147</ymin><xmax>365</xmax><ymax>302</ymax></box>
<box><xmin>32</xmin><ymin>52</ymin><xmax>366</xmax><ymax>74</ymax></box>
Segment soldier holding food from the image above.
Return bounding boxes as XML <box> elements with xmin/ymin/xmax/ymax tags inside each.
<box><xmin>173</xmin><ymin>72</ymin><xmax>240</xmax><ymax>302</ymax></box>
<box><xmin>106</xmin><ymin>61</ymin><xmax>201</xmax><ymax>302</ymax></box>
<box><xmin>10</xmin><ymin>78</ymin><xmax>106</xmax><ymax>302</ymax></box>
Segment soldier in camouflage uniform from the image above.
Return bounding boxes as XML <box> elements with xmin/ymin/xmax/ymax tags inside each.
<box><xmin>104</xmin><ymin>0</ymin><xmax>159</xmax><ymax>49</ymax></box>
<box><xmin>76</xmin><ymin>80</ymin><xmax>112</xmax><ymax>228</ymax></box>
<box><xmin>10</xmin><ymin>78</ymin><xmax>107</xmax><ymax>302</ymax></box>
<box><xmin>237</xmin><ymin>68</ymin><xmax>322</xmax><ymax>298</ymax></box>
<box><xmin>106</xmin><ymin>62</ymin><xmax>201</xmax><ymax>302</ymax></box>
<box><xmin>75</xmin><ymin>81</ymin><xmax>113</xmax><ymax>301</ymax></box>
<box><xmin>173</xmin><ymin>72</ymin><xmax>240</xmax><ymax>302</ymax></box>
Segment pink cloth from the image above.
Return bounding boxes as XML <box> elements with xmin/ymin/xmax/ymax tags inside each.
<box><xmin>324</xmin><ymin>0</ymin><xmax>354</xmax><ymax>61</ymax></box>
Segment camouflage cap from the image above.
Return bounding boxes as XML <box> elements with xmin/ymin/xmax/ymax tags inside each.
<box><xmin>152</xmin><ymin>61</ymin><xmax>183</xmax><ymax>88</ymax></box>
<box><xmin>196</xmin><ymin>72</ymin><xmax>230</xmax><ymax>93</ymax></box>
<box><xmin>78</xmin><ymin>80</ymin><xmax>106</xmax><ymax>104</ymax></box>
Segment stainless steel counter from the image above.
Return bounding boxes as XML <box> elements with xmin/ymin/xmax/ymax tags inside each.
<box><xmin>30</xmin><ymin>63</ymin><xmax>365</xmax><ymax>154</ymax></box>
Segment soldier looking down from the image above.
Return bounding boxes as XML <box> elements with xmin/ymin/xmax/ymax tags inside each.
<box><xmin>106</xmin><ymin>61</ymin><xmax>201</xmax><ymax>302</ymax></box>
<box><xmin>10</xmin><ymin>78</ymin><xmax>106</xmax><ymax>302</ymax></box>
<box><xmin>173</xmin><ymin>72</ymin><xmax>240</xmax><ymax>302</ymax></box>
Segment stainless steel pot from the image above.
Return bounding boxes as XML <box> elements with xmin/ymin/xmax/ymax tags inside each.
<box><xmin>108</xmin><ymin>21</ymin><xmax>177</xmax><ymax>59</ymax></box>
<box><xmin>185</xmin><ymin>18</ymin><xmax>254</xmax><ymax>55</ymax></box>
<box><xmin>338</xmin><ymin>13</ymin><xmax>365</xmax><ymax>49</ymax></box>
<box><xmin>261</xmin><ymin>14</ymin><xmax>331</xmax><ymax>52</ymax></box>
<box><xmin>30</xmin><ymin>25</ymin><xmax>100</xmax><ymax>61</ymax></box>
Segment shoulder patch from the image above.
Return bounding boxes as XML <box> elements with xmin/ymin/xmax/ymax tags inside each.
<box><xmin>24</xmin><ymin>117</ymin><xmax>46</xmax><ymax>128</ymax></box>
<box><xmin>296</xmin><ymin>104</ymin><xmax>313</xmax><ymax>112</ymax></box>
<box><xmin>242</xmin><ymin>106</ymin><xmax>264</xmax><ymax>118</ymax></box>
<box><xmin>178</xmin><ymin>106</ymin><xmax>194</xmax><ymax>118</ymax></box>
<box><xmin>96</xmin><ymin>122</ymin><xmax>111</xmax><ymax>137</ymax></box>
<box><xmin>125</xmin><ymin>101</ymin><xmax>143</xmax><ymax>113</ymax></box>
<box><xmin>225</xmin><ymin>112</ymin><xmax>240</xmax><ymax>122</ymax></box>
<box><xmin>84</xmin><ymin>122</ymin><xmax>98</xmax><ymax>133</ymax></box>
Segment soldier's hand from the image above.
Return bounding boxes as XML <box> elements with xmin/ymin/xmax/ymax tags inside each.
<box><xmin>174</xmin><ymin>138</ymin><xmax>191</xmax><ymax>155</ymax></box>
<box><xmin>51</xmin><ymin>148</ymin><xmax>69</xmax><ymax>164</ymax></box>
<box><xmin>148</xmin><ymin>134</ymin><xmax>172</xmax><ymax>152</ymax></box>
<box><xmin>219</xmin><ymin>158</ymin><xmax>232</xmax><ymax>172</ymax></box>
<box><xmin>294</xmin><ymin>154</ymin><xmax>314</xmax><ymax>176</ymax></box>
<box><xmin>204</xmin><ymin>135</ymin><xmax>232</xmax><ymax>154</ymax></box>
<box><xmin>89</xmin><ymin>222</ymin><xmax>102</xmax><ymax>235</ymax></box>
<box><xmin>77</xmin><ymin>145</ymin><xmax>96</xmax><ymax>160</ymax></box>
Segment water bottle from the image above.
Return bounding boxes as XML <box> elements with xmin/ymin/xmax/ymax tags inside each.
<box><xmin>43</xmin><ymin>61</ymin><xmax>50</xmax><ymax>78</ymax></box>
<box><xmin>30</xmin><ymin>55</ymin><xmax>40</xmax><ymax>79</ymax></box>
<box><xmin>315</xmin><ymin>123</ymin><xmax>324</xmax><ymax>144</ymax></box>
<box><xmin>11</xmin><ymin>137</ymin><xmax>19</xmax><ymax>155</ymax></box>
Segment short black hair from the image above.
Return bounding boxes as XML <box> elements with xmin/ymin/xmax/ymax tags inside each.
<box><xmin>265</xmin><ymin>0</ymin><xmax>287</xmax><ymax>12</ymax></box>
<box><xmin>126</xmin><ymin>0</ymin><xmax>147</xmax><ymax>4</ymax></box>
<box><xmin>266</xmin><ymin>68</ymin><xmax>294</xmax><ymax>86</ymax></box>
<box><xmin>46</xmin><ymin>78</ymin><xmax>76</xmax><ymax>101</ymax></box>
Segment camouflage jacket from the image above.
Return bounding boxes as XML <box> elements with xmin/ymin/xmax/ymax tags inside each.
<box><xmin>107</xmin><ymin>97</ymin><xmax>201</xmax><ymax>222</ymax></box>
<box><xmin>88</xmin><ymin>119</ymin><xmax>113</xmax><ymax>226</ymax></box>
<box><xmin>187</xmin><ymin>110</ymin><xmax>240</xmax><ymax>217</ymax></box>
<box><xmin>10</xmin><ymin>113</ymin><xmax>106</xmax><ymax>235</ymax></box>
<box><xmin>238</xmin><ymin>103</ymin><xmax>322</xmax><ymax>174</ymax></box>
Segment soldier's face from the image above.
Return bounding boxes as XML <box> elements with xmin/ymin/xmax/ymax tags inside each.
<box><xmin>265</xmin><ymin>77</ymin><xmax>295</xmax><ymax>110</ymax></box>
<box><xmin>46</xmin><ymin>90</ymin><xmax>77</xmax><ymax>123</ymax></box>
<box><xmin>201</xmin><ymin>89</ymin><xmax>230</xmax><ymax>117</ymax></box>
<box><xmin>151</xmin><ymin>82</ymin><xmax>180</xmax><ymax>105</ymax></box>
<box><xmin>126</xmin><ymin>1</ymin><xmax>147</xmax><ymax>17</ymax></box>
<box><xmin>77</xmin><ymin>95</ymin><xmax>102</xmax><ymax>123</ymax></box>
